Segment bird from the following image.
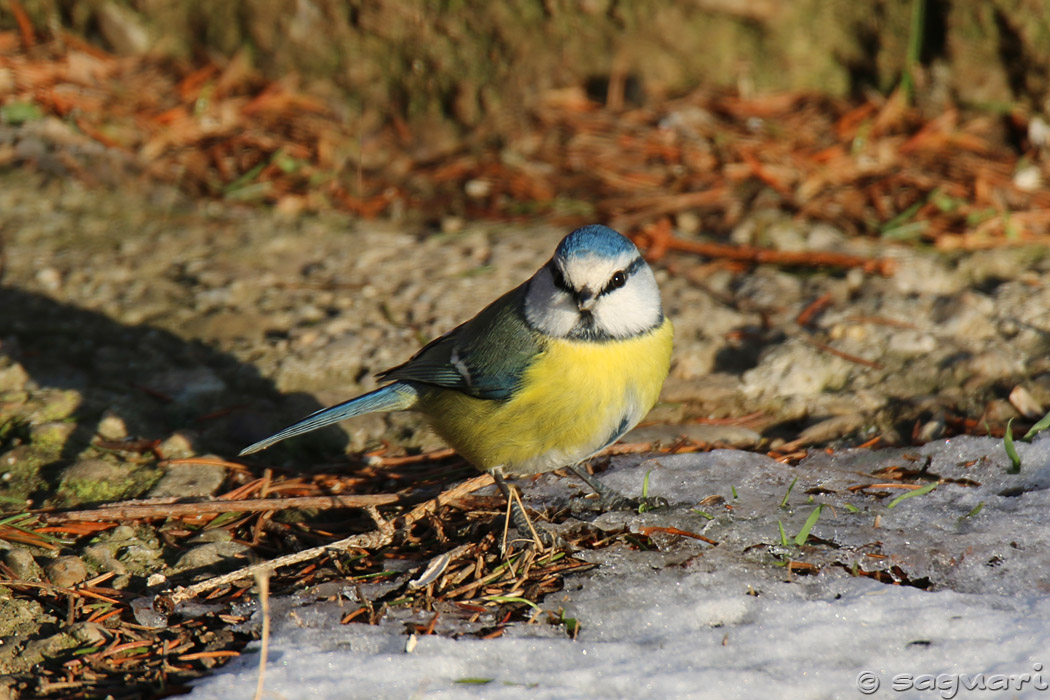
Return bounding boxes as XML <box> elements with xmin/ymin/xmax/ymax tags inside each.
<box><xmin>239</xmin><ymin>224</ymin><xmax>674</xmax><ymax>525</ymax></box>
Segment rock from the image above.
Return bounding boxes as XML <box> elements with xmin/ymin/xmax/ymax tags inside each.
<box><xmin>31</xmin><ymin>389</ymin><xmax>81</xmax><ymax>422</ymax></box>
<box><xmin>68</xmin><ymin>621</ymin><xmax>107</xmax><ymax>646</ymax></box>
<box><xmin>116</xmin><ymin>543</ymin><xmax>162</xmax><ymax>575</ymax></box>
<box><xmin>183</xmin><ymin>311</ymin><xmax>266</xmax><ymax>342</ymax></box>
<box><xmin>1008</xmin><ymin>386</ymin><xmax>1044</xmax><ymax>420</ymax></box>
<box><xmin>733</xmin><ymin>268</ymin><xmax>803</xmax><ymax>311</ymax></box>
<box><xmin>148</xmin><ymin>462</ymin><xmax>226</xmax><ymax>497</ymax></box>
<box><xmin>96</xmin><ymin>411</ymin><xmax>129</xmax><ymax>440</ymax></box>
<box><xmin>0</xmin><ymin>596</ymin><xmax>50</xmax><ymax>638</ymax></box>
<box><xmin>659</xmin><ymin>374</ymin><xmax>743</xmax><ymax>405</ymax></box>
<box><xmin>787</xmin><ymin>414</ymin><xmax>868</xmax><ymax>448</ymax></box>
<box><xmin>80</xmin><ymin>525</ymin><xmax>162</xmax><ymax>578</ymax></box>
<box><xmin>174</xmin><ymin>542</ymin><xmax>252</xmax><ymax>577</ymax></box>
<box><xmin>146</xmin><ymin>369</ymin><xmax>226</xmax><ymax>405</ymax></box>
<box><xmin>2</xmin><ymin>548</ymin><xmax>43</xmax><ymax>581</ymax></box>
<box><xmin>914</xmin><ymin>415</ymin><xmax>946</xmax><ymax>443</ymax></box>
<box><xmin>44</xmin><ymin>555</ymin><xmax>88</xmax><ymax>587</ymax></box>
<box><xmin>6</xmin><ymin>631</ymin><xmax>78</xmax><ymax>674</ymax></box>
<box><xmin>187</xmin><ymin>528</ymin><xmax>233</xmax><ymax>544</ymax></box>
<box><xmin>57</xmin><ymin>459</ymin><xmax>131</xmax><ymax>504</ymax></box>
<box><xmin>625</xmin><ymin>423</ymin><xmax>762</xmax><ymax>449</ymax></box>
<box><xmin>29</xmin><ymin>421</ymin><xmax>76</xmax><ymax>449</ymax></box>
<box><xmin>887</xmin><ymin>330</ymin><xmax>937</xmax><ymax>356</ymax></box>
<box><xmin>675</xmin><ymin>211</ymin><xmax>702</xmax><ymax>235</ymax></box>
<box><xmin>154</xmin><ymin>431</ymin><xmax>198</xmax><ymax>460</ymax></box>
<box><xmin>0</xmin><ymin>363</ymin><xmax>28</xmax><ymax>393</ymax></box>
<box><xmin>981</xmin><ymin>399</ymin><xmax>1019</xmax><ymax>427</ymax></box>
<box><xmin>34</xmin><ymin>266</ymin><xmax>61</xmax><ymax>291</ymax></box>
<box><xmin>440</xmin><ymin>216</ymin><xmax>465</xmax><ymax>234</ymax></box>
<box><xmin>108</xmin><ymin>525</ymin><xmax>138</xmax><ymax>541</ymax></box>
<box><xmin>890</xmin><ymin>251</ymin><xmax>964</xmax><ymax>295</ymax></box>
<box><xmin>967</xmin><ymin>349</ymin><xmax>1025</xmax><ymax>379</ymax></box>
<box><xmin>82</xmin><ymin>544</ymin><xmax>128</xmax><ymax>577</ymax></box>
<box><xmin>742</xmin><ymin>340</ymin><xmax>853</xmax><ymax>399</ymax></box>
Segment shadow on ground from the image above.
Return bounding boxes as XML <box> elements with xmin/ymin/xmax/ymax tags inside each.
<box><xmin>0</xmin><ymin>284</ymin><xmax>336</xmax><ymax>507</ymax></box>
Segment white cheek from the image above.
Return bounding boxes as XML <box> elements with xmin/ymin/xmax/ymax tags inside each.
<box><xmin>525</xmin><ymin>273</ymin><xmax>579</xmax><ymax>336</ymax></box>
<box><xmin>526</xmin><ymin>263</ymin><xmax>663</xmax><ymax>339</ymax></box>
<box><xmin>593</xmin><ymin>284</ymin><xmax>661</xmax><ymax>337</ymax></box>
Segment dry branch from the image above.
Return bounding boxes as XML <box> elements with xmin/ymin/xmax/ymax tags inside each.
<box><xmin>159</xmin><ymin>474</ymin><xmax>494</xmax><ymax>607</ymax></box>
<box><xmin>42</xmin><ymin>494</ymin><xmax>401</xmax><ymax>522</ymax></box>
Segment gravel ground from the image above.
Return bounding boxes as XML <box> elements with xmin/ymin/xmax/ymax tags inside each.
<box><xmin>1</xmin><ymin>168</ymin><xmax>1049</xmax><ymax>689</ymax></box>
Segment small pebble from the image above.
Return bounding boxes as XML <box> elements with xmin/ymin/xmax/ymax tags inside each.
<box><xmin>148</xmin><ymin>462</ymin><xmax>226</xmax><ymax>497</ymax></box>
<box><xmin>174</xmin><ymin>542</ymin><xmax>252</xmax><ymax>577</ymax></box>
<box><xmin>464</xmin><ymin>178</ymin><xmax>491</xmax><ymax>198</ymax></box>
<box><xmin>45</xmin><ymin>556</ymin><xmax>89</xmax><ymax>587</ymax></box>
<box><xmin>97</xmin><ymin>411</ymin><xmax>129</xmax><ymax>440</ymax></box>
<box><xmin>34</xmin><ymin>267</ymin><xmax>62</xmax><ymax>291</ymax></box>
<box><xmin>675</xmin><ymin>211</ymin><xmax>702</xmax><ymax>235</ymax></box>
<box><xmin>1008</xmin><ymin>386</ymin><xmax>1043</xmax><ymax>420</ymax></box>
<box><xmin>155</xmin><ymin>432</ymin><xmax>197</xmax><ymax>460</ymax></box>
<box><xmin>3</xmin><ymin>547</ymin><xmax>44</xmax><ymax>581</ymax></box>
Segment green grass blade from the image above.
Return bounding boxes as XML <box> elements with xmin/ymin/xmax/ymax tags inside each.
<box><xmin>780</xmin><ymin>477</ymin><xmax>798</xmax><ymax>508</ymax></box>
<box><xmin>1004</xmin><ymin>418</ymin><xmax>1021</xmax><ymax>474</ymax></box>
<box><xmin>483</xmin><ymin>596</ymin><xmax>540</xmax><ymax>612</ymax></box>
<box><xmin>887</xmin><ymin>482</ymin><xmax>937</xmax><ymax>508</ymax></box>
<box><xmin>1022</xmin><ymin>410</ymin><xmax>1050</xmax><ymax>441</ymax></box>
<box><xmin>794</xmin><ymin>505</ymin><xmax>823</xmax><ymax>546</ymax></box>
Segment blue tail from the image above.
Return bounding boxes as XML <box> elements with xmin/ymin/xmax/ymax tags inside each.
<box><xmin>238</xmin><ymin>382</ymin><xmax>419</xmax><ymax>455</ymax></box>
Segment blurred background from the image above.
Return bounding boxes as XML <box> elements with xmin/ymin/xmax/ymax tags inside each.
<box><xmin>0</xmin><ymin>0</ymin><xmax>1047</xmax><ymax>238</ymax></box>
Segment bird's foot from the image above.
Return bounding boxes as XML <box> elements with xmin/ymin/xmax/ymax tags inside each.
<box><xmin>493</xmin><ymin>473</ymin><xmax>567</xmax><ymax>550</ymax></box>
<box><xmin>508</xmin><ymin>506</ymin><xmax>565</xmax><ymax>550</ymax></box>
<box><xmin>570</xmin><ymin>492</ymin><xmax>669</xmax><ymax>515</ymax></box>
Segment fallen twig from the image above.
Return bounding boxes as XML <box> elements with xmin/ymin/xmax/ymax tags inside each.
<box><xmin>43</xmin><ymin>494</ymin><xmax>401</xmax><ymax>522</ymax></box>
<box><xmin>639</xmin><ymin>219</ymin><xmax>896</xmax><ymax>275</ymax></box>
<box><xmin>803</xmin><ymin>339</ymin><xmax>884</xmax><ymax>369</ymax></box>
<box><xmin>159</xmin><ymin>473</ymin><xmax>494</xmax><ymax>607</ymax></box>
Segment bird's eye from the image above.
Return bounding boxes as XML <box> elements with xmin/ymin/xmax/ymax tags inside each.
<box><xmin>603</xmin><ymin>270</ymin><xmax>627</xmax><ymax>294</ymax></box>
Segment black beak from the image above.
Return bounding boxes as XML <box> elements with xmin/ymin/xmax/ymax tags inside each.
<box><xmin>576</xmin><ymin>288</ymin><xmax>597</xmax><ymax>311</ymax></box>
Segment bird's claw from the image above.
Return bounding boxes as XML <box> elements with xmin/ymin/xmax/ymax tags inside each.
<box><xmin>569</xmin><ymin>492</ymin><xmax>670</xmax><ymax>515</ymax></box>
<box><xmin>635</xmin><ymin>495</ymin><xmax>670</xmax><ymax>512</ymax></box>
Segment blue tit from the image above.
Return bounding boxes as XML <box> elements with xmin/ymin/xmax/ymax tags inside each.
<box><xmin>240</xmin><ymin>224</ymin><xmax>673</xmax><ymax>504</ymax></box>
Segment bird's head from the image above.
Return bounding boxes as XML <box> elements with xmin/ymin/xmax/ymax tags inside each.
<box><xmin>525</xmin><ymin>225</ymin><xmax>663</xmax><ymax>340</ymax></box>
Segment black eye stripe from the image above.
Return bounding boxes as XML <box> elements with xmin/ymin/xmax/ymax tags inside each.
<box><xmin>549</xmin><ymin>256</ymin><xmax>644</xmax><ymax>296</ymax></box>
<box><xmin>604</xmin><ymin>271</ymin><xmax>626</xmax><ymax>293</ymax></box>
<box><xmin>548</xmin><ymin>262</ymin><xmax>571</xmax><ymax>292</ymax></box>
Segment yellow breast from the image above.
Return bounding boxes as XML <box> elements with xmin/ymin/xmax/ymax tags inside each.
<box><xmin>418</xmin><ymin>317</ymin><xmax>673</xmax><ymax>476</ymax></box>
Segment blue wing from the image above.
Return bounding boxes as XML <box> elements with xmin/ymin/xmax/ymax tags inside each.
<box><xmin>378</xmin><ymin>283</ymin><xmax>544</xmax><ymax>400</ymax></box>
<box><xmin>239</xmin><ymin>382</ymin><xmax>419</xmax><ymax>455</ymax></box>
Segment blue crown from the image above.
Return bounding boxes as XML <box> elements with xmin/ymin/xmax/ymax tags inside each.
<box><xmin>555</xmin><ymin>225</ymin><xmax>637</xmax><ymax>260</ymax></box>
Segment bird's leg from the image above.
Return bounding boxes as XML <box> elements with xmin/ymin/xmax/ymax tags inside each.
<box><xmin>492</xmin><ymin>473</ymin><xmax>559</xmax><ymax>549</ymax></box>
<box><xmin>568</xmin><ymin>463</ymin><xmax>669</xmax><ymax>512</ymax></box>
